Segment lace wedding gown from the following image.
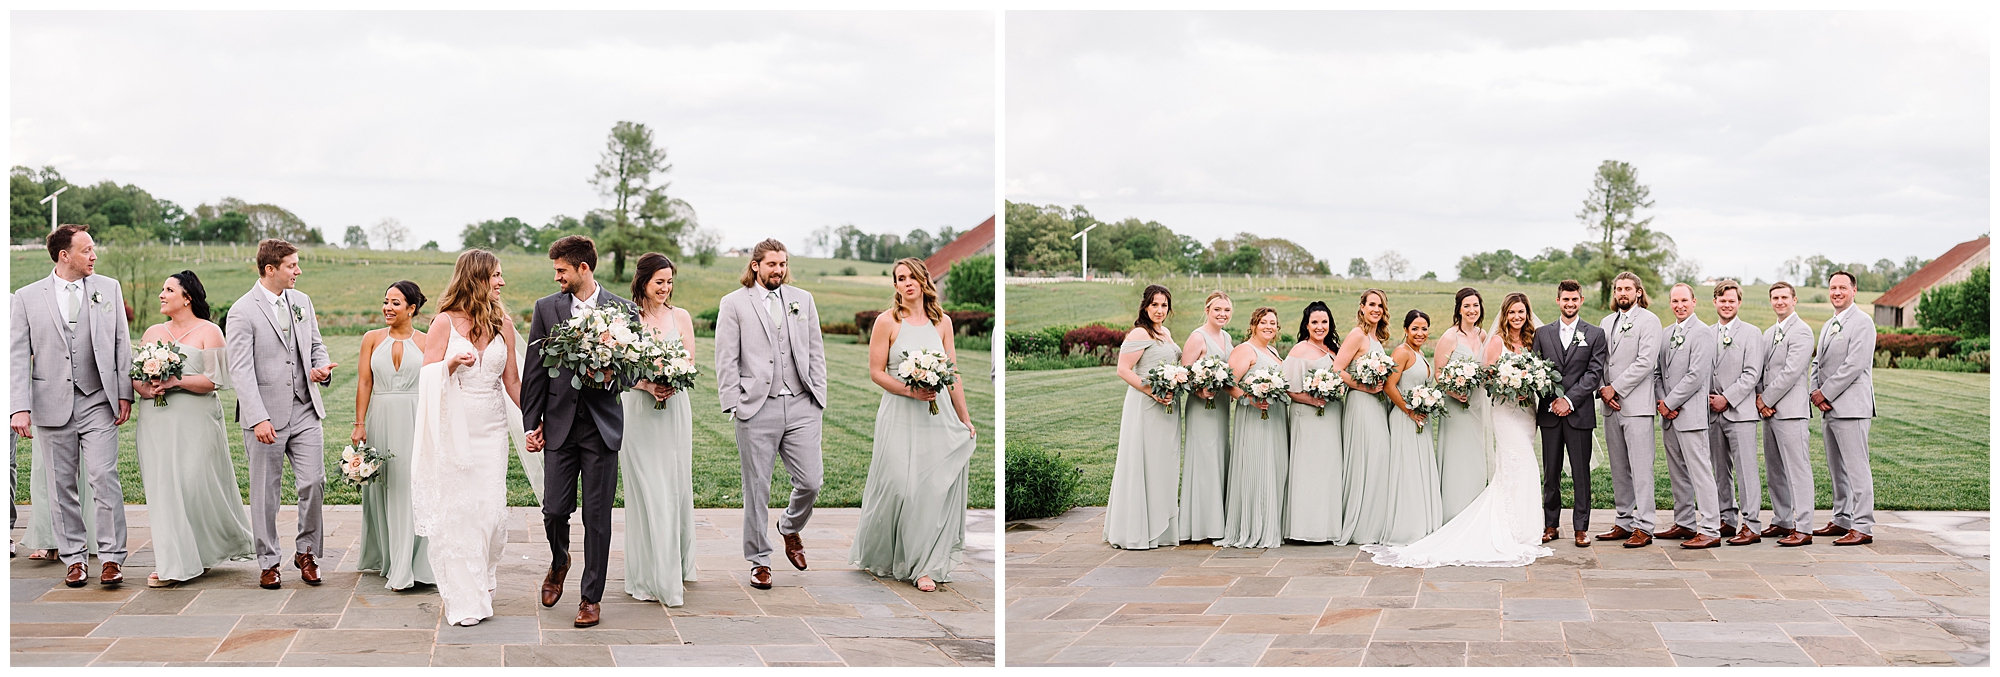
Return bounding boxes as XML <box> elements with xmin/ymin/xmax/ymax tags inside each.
<box><xmin>1362</xmin><ymin>345</ymin><xmax>1553</xmax><ymax>568</ymax></box>
<box><xmin>410</xmin><ymin>326</ymin><xmax>512</xmax><ymax>625</ymax></box>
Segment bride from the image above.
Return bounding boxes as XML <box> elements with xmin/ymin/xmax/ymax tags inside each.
<box><xmin>409</xmin><ymin>250</ymin><xmax>523</xmax><ymax>625</ymax></box>
<box><xmin>1363</xmin><ymin>292</ymin><xmax>1552</xmax><ymax>568</ymax></box>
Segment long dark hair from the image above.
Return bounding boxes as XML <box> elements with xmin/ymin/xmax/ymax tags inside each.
<box><xmin>168</xmin><ymin>270</ymin><xmax>211</xmax><ymax>322</ymax></box>
<box><xmin>1497</xmin><ymin>293</ymin><xmax>1535</xmax><ymax>351</ymax></box>
<box><xmin>1297</xmin><ymin>301</ymin><xmax>1339</xmax><ymax>355</ymax></box>
<box><xmin>1451</xmin><ymin>287</ymin><xmax>1483</xmax><ymax>331</ymax></box>
<box><xmin>387</xmin><ymin>280</ymin><xmax>427</xmax><ymax>314</ymax></box>
<box><xmin>632</xmin><ymin>252</ymin><xmax>677</xmax><ymax>312</ymax></box>
<box><xmin>1133</xmin><ymin>284</ymin><xmax>1172</xmax><ymax>340</ymax></box>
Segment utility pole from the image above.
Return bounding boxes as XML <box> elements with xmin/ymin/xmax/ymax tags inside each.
<box><xmin>1071</xmin><ymin>223</ymin><xmax>1100</xmax><ymax>281</ymax></box>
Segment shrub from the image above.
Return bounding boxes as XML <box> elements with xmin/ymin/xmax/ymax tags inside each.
<box><xmin>841</xmin><ymin>266</ymin><xmax>858</xmax><ymax>276</ymax></box>
<box><xmin>1894</xmin><ymin>353</ymin><xmax>1989</xmax><ymax>373</ymax></box>
<box><xmin>1061</xmin><ymin>324</ymin><xmax>1126</xmax><ymax>363</ymax></box>
<box><xmin>1954</xmin><ymin>336</ymin><xmax>1990</xmax><ymax>357</ymax></box>
<box><xmin>1919</xmin><ymin>264</ymin><xmax>1989</xmax><ymax>339</ymax></box>
<box><xmin>821</xmin><ymin>321</ymin><xmax>859</xmax><ymax>335</ymax></box>
<box><xmin>1005</xmin><ymin>442</ymin><xmax>1083</xmax><ymax>521</ymax></box>
<box><xmin>1876</xmin><ymin>333</ymin><xmax>1960</xmax><ymax>359</ymax></box>
<box><xmin>855</xmin><ymin>309</ymin><xmax>883</xmax><ymax>335</ymax></box>
<box><xmin>1007</xmin><ymin>329</ymin><xmax>1059</xmax><ymax>357</ymax></box>
<box><xmin>947</xmin><ymin>310</ymin><xmax>994</xmax><ymax>336</ymax></box>
<box><xmin>1006</xmin><ymin>352</ymin><xmax>1111</xmax><ymax>371</ymax></box>
<box><xmin>944</xmin><ymin>253</ymin><xmax>996</xmax><ymax>309</ymax></box>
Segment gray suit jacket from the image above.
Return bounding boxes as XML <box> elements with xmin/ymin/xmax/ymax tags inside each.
<box><xmin>1758</xmin><ymin>313</ymin><xmax>1814</xmax><ymax>420</ymax></box>
<box><xmin>1600</xmin><ymin>306</ymin><xmax>1663</xmax><ymax>418</ymax></box>
<box><xmin>1654</xmin><ymin>315</ymin><xmax>1715</xmax><ymax>433</ymax></box>
<box><xmin>713</xmin><ymin>284</ymin><xmax>827</xmax><ymax>420</ymax></box>
<box><xmin>1709</xmin><ymin>318</ymin><xmax>1764</xmax><ymax>423</ymax></box>
<box><xmin>1811</xmin><ymin>304</ymin><xmax>1875</xmax><ymax>419</ymax></box>
<box><xmin>225</xmin><ymin>285</ymin><xmax>330</xmax><ymax>431</ymax></box>
<box><xmin>10</xmin><ymin>275</ymin><xmax>134</xmax><ymax>425</ymax></box>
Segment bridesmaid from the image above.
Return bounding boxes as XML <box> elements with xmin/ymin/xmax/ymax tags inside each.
<box><xmin>130</xmin><ymin>271</ymin><xmax>254</xmax><ymax>587</ymax></box>
<box><xmin>1433</xmin><ymin>288</ymin><xmax>1490</xmax><ymax>522</ymax></box>
<box><xmin>1104</xmin><ymin>285</ymin><xmax>1181</xmax><ymax>550</ymax></box>
<box><xmin>1337</xmin><ymin>290</ymin><xmax>1396</xmax><ymax>544</ymax></box>
<box><xmin>23</xmin><ymin>436</ymin><xmax>94</xmax><ymax>562</ymax></box>
<box><xmin>623</xmin><ymin>253</ymin><xmax>701</xmax><ymax>604</ymax></box>
<box><xmin>1382</xmin><ymin>310</ymin><xmax>1444</xmax><ymax>545</ymax></box>
<box><xmin>1220</xmin><ymin>307</ymin><xmax>1288</xmax><ymax>548</ymax></box>
<box><xmin>853</xmin><ymin>258</ymin><xmax>978</xmax><ymax>591</ymax></box>
<box><xmin>354</xmin><ymin>281</ymin><xmax>435</xmax><ymax>591</ymax></box>
<box><xmin>1283</xmin><ymin>301</ymin><xmax>1345</xmax><ymax>544</ymax></box>
<box><xmin>1177</xmin><ymin>291</ymin><xmax>1233</xmax><ymax>542</ymax></box>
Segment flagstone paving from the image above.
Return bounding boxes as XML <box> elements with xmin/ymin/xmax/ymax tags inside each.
<box><xmin>12</xmin><ymin>506</ymin><xmax>994</xmax><ymax>666</ymax></box>
<box><xmin>1006</xmin><ymin>508</ymin><xmax>1987</xmax><ymax>667</ymax></box>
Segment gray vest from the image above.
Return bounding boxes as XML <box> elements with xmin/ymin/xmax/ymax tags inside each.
<box><xmin>67</xmin><ymin>299</ymin><xmax>104</xmax><ymax>397</ymax></box>
<box><xmin>770</xmin><ymin>292</ymin><xmax>805</xmax><ymax>397</ymax></box>
<box><xmin>282</xmin><ymin>301</ymin><xmax>312</xmax><ymax>404</ymax></box>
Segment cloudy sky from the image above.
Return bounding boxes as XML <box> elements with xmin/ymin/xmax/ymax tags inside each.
<box><xmin>1008</xmin><ymin>11</ymin><xmax>1989</xmax><ymax>283</ymax></box>
<box><xmin>12</xmin><ymin>11</ymin><xmax>994</xmax><ymax>252</ymax></box>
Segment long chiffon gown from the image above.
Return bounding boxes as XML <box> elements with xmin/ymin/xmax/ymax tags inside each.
<box><xmin>1282</xmin><ymin>350</ymin><xmax>1345</xmax><ymax>544</ymax></box>
<box><xmin>1340</xmin><ymin>336</ymin><xmax>1397</xmax><ymax>545</ymax></box>
<box><xmin>1381</xmin><ymin>357</ymin><xmax>1445</xmax><ymax>545</ymax></box>
<box><xmin>851</xmin><ymin>318</ymin><xmax>977</xmax><ymax>583</ymax></box>
<box><xmin>1103</xmin><ymin>335</ymin><xmax>1182</xmax><ymax>549</ymax></box>
<box><xmin>1221</xmin><ymin>345</ymin><xmax>1288</xmax><ymax>549</ymax></box>
<box><xmin>1179</xmin><ymin>328</ymin><xmax>1231</xmax><ymax>542</ymax></box>
<box><xmin>24</xmin><ymin>435</ymin><xmax>95</xmax><ymax>557</ymax></box>
<box><xmin>133</xmin><ymin>344</ymin><xmax>254</xmax><ymax>582</ymax></box>
<box><xmin>1437</xmin><ymin>336</ymin><xmax>1490</xmax><ymax>522</ymax></box>
<box><xmin>357</xmin><ymin>334</ymin><xmax>435</xmax><ymax>590</ymax></box>
<box><xmin>621</xmin><ymin>322</ymin><xmax>699</xmax><ymax>604</ymax></box>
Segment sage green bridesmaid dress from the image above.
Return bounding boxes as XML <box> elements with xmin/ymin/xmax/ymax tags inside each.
<box><xmin>1340</xmin><ymin>336</ymin><xmax>1397</xmax><ymax>545</ymax></box>
<box><xmin>1103</xmin><ymin>335</ymin><xmax>1182</xmax><ymax>549</ymax></box>
<box><xmin>25</xmin><ymin>435</ymin><xmax>96</xmax><ymax>557</ymax></box>
<box><xmin>357</xmin><ymin>334</ymin><xmax>434</xmax><ymax>590</ymax></box>
<box><xmin>1179</xmin><ymin>328</ymin><xmax>1231</xmax><ymax>542</ymax></box>
<box><xmin>134</xmin><ymin>344</ymin><xmax>255</xmax><ymax>582</ymax></box>
<box><xmin>621</xmin><ymin>322</ymin><xmax>700</xmax><ymax>604</ymax></box>
<box><xmin>1382</xmin><ymin>357</ymin><xmax>1445</xmax><ymax>545</ymax></box>
<box><xmin>851</xmin><ymin>318</ymin><xmax>976</xmax><ymax>583</ymax></box>
<box><xmin>1221</xmin><ymin>344</ymin><xmax>1288</xmax><ymax>549</ymax></box>
<box><xmin>1437</xmin><ymin>336</ymin><xmax>1489</xmax><ymax>522</ymax></box>
<box><xmin>1282</xmin><ymin>350</ymin><xmax>1345</xmax><ymax>544</ymax></box>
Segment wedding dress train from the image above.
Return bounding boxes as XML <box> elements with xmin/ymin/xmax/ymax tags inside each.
<box><xmin>410</xmin><ymin>326</ymin><xmax>512</xmax><ymax>625</ymax></box>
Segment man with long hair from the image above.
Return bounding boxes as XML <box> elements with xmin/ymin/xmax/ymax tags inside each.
<box><xmin>1595</xmin><ymin>271</ymin><xmax>1663</xmax><ymax>547</ymax></box>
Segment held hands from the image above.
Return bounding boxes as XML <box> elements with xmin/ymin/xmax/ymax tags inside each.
<box><xmin>1599</xmin><ymin>386</ymin><xmax>1621</xmax><ymax>411</ymax></box>
<box><xmin>1551</xmin><ymin>398</ymin><xmax>1573</xmax><ymax>417</ymax></box>
<box><xmin>1656</xmin><ymin>401</ymin><xmax>1679</xmax><ymax>421</ymax></box>
<box><xmin>1708</xmin><ymin>393</ymin><xmax>1729</xmax><ymax>413</ymax></box>
<box><xmin>253</xmin><ymin>421</ymin><xmax>277</xmax><ymax>445</ymax></box>
<box><xmin>526</xmin><ymin>426</ymin><xmax>543</xmax><ymax>453</ymax></box>
<box><xmin>11</xmin><ymin>411</ymin><xmax>32</xmax><ymax>439</ymax></box>
<box><xmin>1756</xmin><ymin>395</ymin><xmax>1776</xmax><ymax>419</ymax></box>
<box><xmin>1811</xmin><ymin>390</ymin><xmax>1832</xmax><ymax>412</ymax></box>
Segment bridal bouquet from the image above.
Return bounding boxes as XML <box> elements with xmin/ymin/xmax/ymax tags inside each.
<box><xmin>129</xmin><ymin>341</ymin><xmax>189</xmax><ymax>406</ymax></box>
<box><xmin>538</xmin><ymin>305</ymin><xmax>653</xmax><ymax>390</ymax></box>
<box><xmin>894</xmin><ymin>348</ymin><xmax>959</xmax><ymax>415</ymax></box>
<box><xmin>1238</xmin><ymin>366</ymin><xmax>1289</xmax><ymax>420</ymax></box>
<box><xmin>1405</xmin><ymin>384</ymin><xmax>1449</xmax><ymax>432</ymax></box>
<box><xmin>1189</xmin><ymin>355</ymin><xmax>1234</xmax><ymax>409</ymax></box>
<box><xmin>639</xmin><ymin>337</ymin><xmax>699</xmax><ymax>410</ymax></box>
<box><xmin>337</xmin><ymin>442</ymin><xmax>392</xmax><ymax>487</ymax></box>
<box><xmin>1299</xmin><ymin>366</ymin><xmax>1347</xmax><ymax>416</ymax></box>
<box><xmin>1483</xmin><ymin>351</ymin><xmax>1561</xmax><ymax>407</ymax></box>
<box><xmin>1436</xmin><ymin>358</ymin><xmax>1484</xmax><ymax>402</ymax></box>
<box><xmin>1347</xmin><ymin>349</ymin><xmax>1399</xmax><ymax>400</ymax></box>
<box><xmin>1142</xmin><ymin>362</ymin><xmax>1193</xmax><ymax>411</ymax></box>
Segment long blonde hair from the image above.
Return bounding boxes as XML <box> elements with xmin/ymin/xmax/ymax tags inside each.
<box><xmin>439</xmin><ymin>249</ymin><xmax>507</xmax><ymax>343</ymax></box>
<box><xmin>1355</xmin><ymin>288</ymin><xmax>1389</xmax><ymax>343</ymax></box>
<box><xmin>888</xmin><ymin>257</ymin><xmax>944</xmax><ymax>324</ymax></box>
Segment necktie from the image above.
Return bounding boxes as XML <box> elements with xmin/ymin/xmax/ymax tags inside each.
<box><xmin>767</xmin><ymin>290</ymin><xmax>783</xmax><ymax>329</ymax></box>
<box><xmin>64</xmin><ymin>282</ymin><xmax>81</xmax><ymax>324</ymax></box>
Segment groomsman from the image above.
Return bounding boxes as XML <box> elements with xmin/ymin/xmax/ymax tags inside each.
<box><xmin>9</xmin><ymin>224</ymin><xmax>134</xmax><ymax>586</ymax></box>
<box><xmin>1534</xmin><ymin>280</ymin><xmax>1607</xmax><ymax>547</ymax></box>
<box><xmin>1811</xmin><ymin>271</ymin><xmax>1877</xmax><ymax>545</ymax></box>
<box><xmin>1757</xmin><ymin>282</ymin><xmax>1816</xmax><ymax>546</ymax></box>
<box><xmin>1705</xmin><ymin>281</ymin><xmax>1766</xmax><ymax>545</ymax></box>
<box><xmin>1653</xmin><ymin>283</ymin><xmax>1722</xmax><ymax>549</ymax></box>
<box><xmin>1596</xmin><ymin>272</ymin><xmax>1663</xmax><ymax>548</ymax></box>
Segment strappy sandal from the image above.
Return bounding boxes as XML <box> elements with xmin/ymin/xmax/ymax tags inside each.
<box><xmin>915</xmin><ymin>576</ymin><xmax>937</xmax><ymax>593</ymax></box>
<box><xmin>147</xmin><ymin>572</ymin><xmax>180</xmax><ymax>588</ymax></box>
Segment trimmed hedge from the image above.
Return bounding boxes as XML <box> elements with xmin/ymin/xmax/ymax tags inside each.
<box><xmin>1061</xmin><ymin>324</ymin><xmax>1126</xmax><ymax>363</ymax></box>
<box><xmin>1005</xmin><ymin>442</ymin><xmax>1083</xmax><ymax>521</ymax></box>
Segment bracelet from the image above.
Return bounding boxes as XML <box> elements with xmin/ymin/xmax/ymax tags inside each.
<box><xmin>352</xmin><ymin>422</ymin><xmax>366</xmax><ymax>427</ymax></box>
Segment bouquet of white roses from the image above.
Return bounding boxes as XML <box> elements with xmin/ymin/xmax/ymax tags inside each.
<box><xmin>1188</xmin><ymin>355</ymin><xmax>1234</xmax><ymax>409</ymax></box>
<box><xmin>337</xmin><ymin>442</ymin><xmax>392</xmax><ymax>487</ymax></box>
<box><xmin>1238</xmin><ymin>365</ymin><xmax>1290</xmax><ymax>420</ymax></box>
<box><xmin>639</xmin><ymin>336</ymin><xmax>699</xmax><ymax>410</ymax></box>
<box><xmin>1404</xmin><ymin>384</ymin><xmax>1450</xmax><ymax>432</ymax></box>
<box><xmin>1482</xmin><ymin>351</ymin><xmax>1561</xmax><ymax>407</ymax></box>
<box><xmin>537</xmin><ymin>305</ymin><xmax>652</xmax><ymax>390</ymax></box>
<box><xmin>1436</xmin><ymin>357</ymin><xmax>1484</xmax><ymax>403</ymax></box>
<box><xmin>1347</xmin><ymin>349</ymin><xmax>1399</xmax><ymax>400</ymax></box>
<box><xmin>894</xmin><ymin>348</ymin><xmax>959</xmax><ymax>415</ymax></box>
<box><xmin>1299</xmin><ymin>366</ymin><xmax>1347</xmax><ymax>416</ymax></box>
<box><xmin>1143</xmin><ymin>362</ymin><xmax>1193</xmax><ymax>411</ymax></box>
<box><xmin>129</xmin><ymin>340</ymin><xmax>189</xmax><ymax>406</ymax></box>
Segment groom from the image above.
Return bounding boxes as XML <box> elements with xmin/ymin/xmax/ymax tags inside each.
<box><xmin>714</xmin><ymin>238</ymin><xmax>827</xmax><ymax>591</ymax></box>
<box><xmin>522</xmin><ymin>235</ymin><xmax>635</xmax><ymax>628</ymax></box>
<box><xmin>1533</xmin><ymin>280</ymin><xmax>1607</xmax><ymax>548</ymax></box>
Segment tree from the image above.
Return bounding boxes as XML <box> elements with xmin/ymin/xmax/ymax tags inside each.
<box><xmin>1577</xmin><ymin>160</ymin><xmax>1661</xmax><ymax>307</ymax></box>
<box><xmin>419</xmin><ymin>240</ymin><xmax>440</xmax><ymax>251</ymax></box>
<box><xmin>370</xmin><ymin>217</ymin><xmax>409</xmax><ymax>251</ymax></box>
<box><xmin>943</xmin><ymin>254</ymin><xmax>995</xmax><ymax>309</ymax></box>
<box><xmin>683</xmin><ymin>225</ymin><xmax>722</xmax><ymax>267</ymax></box>
<box><xmin>343</xmin><ymin>225</ymin><xmax>370</xmax><ymax>249</ymax></box>
<box><xmin>460</xmin><ymin>216</ymin><xmax>537</xmax><ymax>252</ymax></box>
<box><xmin>182</xmin><ymin>211</ymin><xmax>249</xmax><ymax>243</ymax></box>
<box><xmin>1918</xmin><ymin>265</ymin><xmax>1989</xmax><ymax>338</ymax></box>
<box><xmin>589</xmin><ymin>121</ymin><xmax>694</xmax><ymax>281</ymax></box>
<box><xmin>1456</xmin><ymin>249</ymin><xmax>1528</xmax><ymax>281</ymax></box>
<box><xmin>807</xmin><ymin>225</ymin><xmax>835</xmax><ymax>258</ymax></box>
<box><xmin>1372</xmin><ymin>250</ymin><xmax>1409</xmax><ymax>281</ymax></box>
<box><xmin>1348</xmin><ymin>257</ymin><xmax>1372</xmax><ymax>279</ymax></box>
<box><xmin>1420</xmin><ymin>271</ymin><xmax>1438</xmax><ymax>281</ymax></box>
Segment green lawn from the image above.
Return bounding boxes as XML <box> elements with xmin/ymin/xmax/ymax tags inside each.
<box><xmin>1005</xmin><ymin>365</ymin><xmax>1987</xmax><ymax>511</ymax></box>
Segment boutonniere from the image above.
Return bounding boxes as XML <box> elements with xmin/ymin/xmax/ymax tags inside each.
<box><xmin>788</xmin><ymin>301</ymin><xmax>801</xmax><ymax>316</ymax></box>
<box><xmin>1828</xmin><ymin>319</ymin><xmax>1843</xmax><ymax>337</ymax></box>
<box><xmin>89</xmin><ymin>291</ymin><xmax>104</xmax><ymax>306</ymax></box>
<box><xmin>1720</xmin><ymin>334</ymin><xmax>1733</xmax><ymax>348</ymax></box>
<box><xmin>1620</xmin><ymin>322</ymin><xmax>1633</xmax><ymax>334</ymax></box>
<box><xmin>292</xmin><ymin>305</ymin><xmax>306</xmax><ymax>323</ymax></box>
<box><xmin>1670</xmin><ymin>332</ymin><xmax>1685</xmax><ymax>350</ymax></box>
<box><xmin>1773</xmin><ymin>329</ymin><xmax>1786</xmax><ymax>345</ymax></box>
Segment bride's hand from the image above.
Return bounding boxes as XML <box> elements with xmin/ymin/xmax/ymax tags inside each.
<box><xmin>449</xmin><ymin>351</ymin><xmax>477</xmax><ymax>372</ymax></box>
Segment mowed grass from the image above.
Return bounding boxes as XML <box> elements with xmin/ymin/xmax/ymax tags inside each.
<box><xmin>1005</xmin><ymin>365</ymin><xmax>1986</xmax><ymax>511</ymax></box>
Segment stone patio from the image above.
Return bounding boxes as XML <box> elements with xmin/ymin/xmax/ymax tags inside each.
<box><xmin>1006</xmin><ymin>508</ymin><xmax>1987</xmax><ymax>667</ymax></box>
<box><xmin>12</xmin><ymin>505</ymin><xmax>994</xmax><ymax>666</ymax></box>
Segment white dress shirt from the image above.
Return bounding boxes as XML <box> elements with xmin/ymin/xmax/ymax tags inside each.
<box><xmin>48</xmin><ymin>269</ymin><xmax>84</xmax><ymax>325</ymax></box>
<box><xmin>571</xmin><ymin>283</ymin><xmax>602</xmax><ymax>316</ymax></box>
<box><xmin>1553</xmin><ymin>316</ymin><xmax>1581</xmax><ymax>412</ymax></box>
<box><xmin>256</xmin><ymin>281</ymin><xmax>294</xmax><ymax>343</ymax></box>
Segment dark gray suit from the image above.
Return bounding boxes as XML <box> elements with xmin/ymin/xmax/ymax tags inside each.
<box><xmin>522</xmin><ymin>287</ymin><xmax>636</xmax><ymax>604</ymax></box>
<box><xmin>1533</xmin><ymin>317</ymin><xmax>1607</xmax><ymax>532</ymax></box>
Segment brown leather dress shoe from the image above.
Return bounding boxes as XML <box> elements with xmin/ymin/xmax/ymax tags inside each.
<box><xmin>99</xmin><ymin>561</ymin><xmax>123</xmax><ymax>586</ymax></box>
<box><xmin>782</xmin><ymin>532</ymin><xmax>808</xmax><ymax>571</ymax></box>
<box><xmin>65</xmin><ymin>562</ymin><xmax>88</xmax><ymax>588</ymax></box>
<box><xmin>542</xmin><ymin>554</ymin><xmax>571</xmax><ymax>608</ymax></box>
<box><xmin>1777</xmin><ymin>532</ymin><xmax>1812</xmax><ymax>547</ymax></box>
<box><xmin>750</xmin><ymin>565</ymin><xmax>774</xmax><ymax>590</ymax></box>
<box><xmin>1810</xmin><ymin>522</ymin><xmax>1850</xmax><ymax>537</ymax></box>
<box><xmin>1623</xmin><ymin>530</ymin><xmax>1653</xmax><ymax>548</ymax></box>
<box><xmin>1654</xmin><ymin>524</ymin><xmax>1697</xmax><ymax>540</ymax></box>
<box><xmin>1542</xmin><ymin>527</ymin><xmax>1559</xmax><ymax>543</ymax></box>
<box><xmin>1575</xmin><ymin>532</ymin><xmax>1592</xmax><ymax>548</ymax></box>
<box><xmin>294</xmin><ymin>553</ymin><xmax>321</xmax><ymax>586</ymax></box>
<box><xmin>1596</xmin><ymin>525</ymin><xmax>1633</xmax><ymax>541</ymax></box>
<box><xmin>1720</xmin><ymin>524</ymin><xmax>1738</xmax><ymax>538</ymax></box>
<box><xmin>1726</xmin><ymin>529</ymin><xmax>1762</xmax><ymax>546</ymax></box>
<box><xmin>575</xmin><ymin>600</ymin><xmax>600</xmax><ymax>628</ymax></box>
<box><xmin>1680</xmin><ymin>534</ymin><xmax>1721</xmax><ymax>549</ymax></box>
<box><xmin>260</xmin><ymin>566</ymin><xmax>282</xmax><ymax>589</ymax></box>
<box><xmin>1832</xmin><ymin>531</ymin><xmax>1873</xmax><ymax>546</ymax></box>
<box><xmin>1760</xmin><ymin>525</ymin><xmax>1793</xmax><ymax>539</ymax></box>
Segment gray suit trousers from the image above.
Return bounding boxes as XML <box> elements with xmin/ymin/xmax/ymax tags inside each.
<box><xmin>1603</xmin><ymin>414</ymin><xmax>1657</xmax><ymax>533</ymax></box>
<box><xmin>1710</xmin><ymin>417</ymin><xmax>1763</xmax><ymax>530</ymax></box>
<box><xmin>42</xmin><ymin>394</ymin><xmax>126</xmax><ymax>566</ymax></box>
<box><xmin>1662</xmin><ymin>426</ymin><xmax>1721</xmax><ymax>536</ymax></box>
<box><xmin>737</xmin><ymin>393</ymin><xmax>824</xmax><ymax>567</ymax></box>
<box><xmin>247</xmin><ymin>398</ymin><xmax>325</xmax><ymax>569</ymax></box>
<box><xmin>1762</xmin><ymin>417</ymin><xmax>1813</xmax><ymax>531</ymax></box>
<box><xmin>1824</xmin><ymin>417</ymin><xmax>1874</xmax><ymax>535</ymax></box>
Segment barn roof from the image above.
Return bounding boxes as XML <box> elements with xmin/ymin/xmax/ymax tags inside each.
<box><xmin>1875</xmin><ymin>237</ymin><xmax>1990</xmax><ymax>308</ymax></box>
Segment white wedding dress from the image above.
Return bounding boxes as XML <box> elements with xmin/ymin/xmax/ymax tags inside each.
<box><xmin>409</xmin><ymin>325</ymin><xmax>512</xmax><ymax>625</ymax></box>
<box><xmin>1362</xmin><ymin>345</ymin><xmax>1553</xmax><ymax>568</ymax></box>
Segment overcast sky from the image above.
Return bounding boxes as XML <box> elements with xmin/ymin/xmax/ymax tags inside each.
<box><xmin>12</xmin><ymin>11</ymin><xmax>994</xmax><ymax>252</ymax></box>
<box><xmin>1008</xmin><ymin>11</ymin><xmax>1989</xmax><ymax>283</ymax></box>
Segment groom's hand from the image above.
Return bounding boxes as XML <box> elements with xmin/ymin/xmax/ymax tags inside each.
<box><xmin>526</xmin><ymin>426</ymin><xmax>543</xmax><ymax>453</ymax></box>
<box><xmin>1551</xmin><ymin>398</ymin><xmax>1573</xmax><ymax>417</ymax></box>
<box><xmin>11</xmin><ymin>411</ymin><xmax>33</xmax><ymax>439</ymax></box>
<box><xmin>253</xmin><ymin>421</ymin><xmax>276</xmax><ymax>445</ymax></box>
